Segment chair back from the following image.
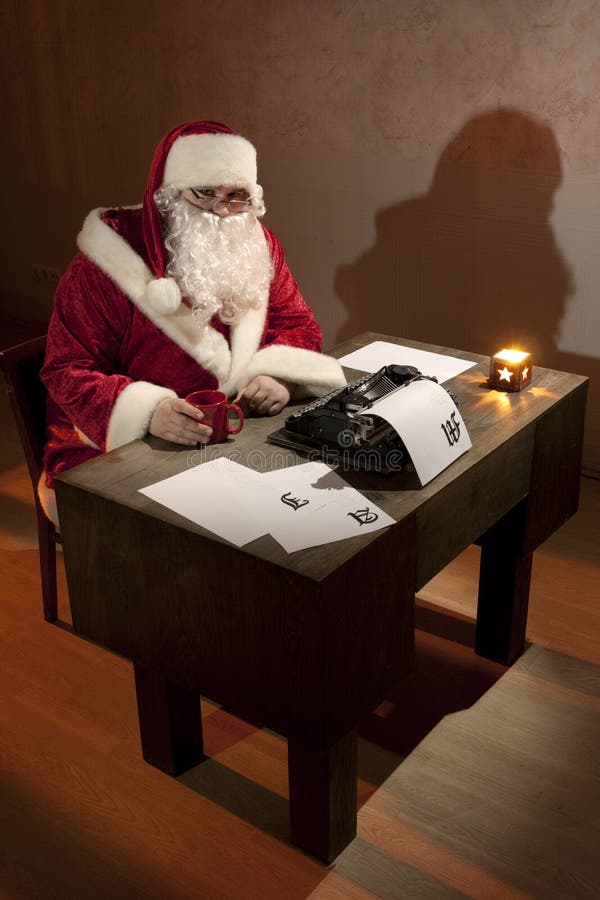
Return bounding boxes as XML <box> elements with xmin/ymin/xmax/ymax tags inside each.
<box><xmin>1</xmin><ymin>334</ymin><xmax>61</xmax><ymax>622</ymax></box>
<box><xmin>0</xmin><ymin>335</ymin><xmax>48</xmax><ymax>489</ymax></box>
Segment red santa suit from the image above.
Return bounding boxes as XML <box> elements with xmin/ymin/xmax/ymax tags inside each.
<box><xmin>40</xmin><ymin>121</ymin><xmax>345</xmax><ymax>522</ymax></box>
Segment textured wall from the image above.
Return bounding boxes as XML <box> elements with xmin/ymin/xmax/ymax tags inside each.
<box><xmin>1</xmin><ymin>0</ymin><xmax>599</xmax><ymax>467</ymax></box>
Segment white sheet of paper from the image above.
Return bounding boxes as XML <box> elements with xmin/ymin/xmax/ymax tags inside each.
<box><xmin>257</xmin><ymin>461</ymin><xmax>393</xmax><ymax>549</ymax></box>
<box><xmin>139</xmin><ymin>458</ymin><xmax>396</xmax><ymax>553</ymax></box>
<box><xmin>270</xmin><ymin>490</ymin><xmax>396</xmax><ymax>553</ymax></box>
<box><xmin>369</xmin><ymin>378</ymin><xmax>472</xmax><ymax>486</ymax></box>
<box><xmin>254</xmin><ymin>461</ymin><xmax>349</xmax><ymax>526</ymax></box>
<box><xmin>338</xmin><ymin>340</ymin><xmax>476</xmax><ymax>383</ymax></box>
<box><xmin>139</xmin><ymin>457</ymin><xmax>267</xmax><ymax>547</ymax></box>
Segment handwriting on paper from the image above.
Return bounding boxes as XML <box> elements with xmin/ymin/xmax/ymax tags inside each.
<box><xmin>441</xmin><ymin>411</ymin><xmax>462</xmax><ymax>447</ymax></box>
<box><xmin>347</xmin><ymin>507</ymin><xmax>379</xmax><ymax>526</ymax></box>
<box><xmin>281</xmin><ymin>492</ymin><xmax>310</xmax><ymax>511</ymax></box>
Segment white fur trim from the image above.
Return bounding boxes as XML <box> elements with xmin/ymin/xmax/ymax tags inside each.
<box><xmin>223</xmin><ymin>344</ymin><xmax>347</xmax><ymax>398</ymax></box>
<box><xmin>76</xmin><ymin>210</ymin><xmax>341</xmax><ymax>399</ymax></box>
<box><xmin>220</xmin><ymin>304</ymin><xmax>269</xmax><ymax>395</ymax></box>
<box><xmin>146</xmin><ymin>277</ymin><xmax>181</xmax><ymax>314</ymax></box>
<box><xmin>106</xmin><ymin>381</ymin><xmax>177</xmax><ymax>451</ymax></box>
<box><xmin>163</xmin><ymin>133</ymin><xmax>258</xmax><ymax>194</ymax></box>
<box><xmin>77</xmin><ymin>209</ymin><xmax>233</xmax><ymax>384</ymax></box>
<box><xmin>37</xmin><ymin>472</ymin><xmax>60</xmax><ymax>529</ymax></box>
<box><xmin>77</xmin><ymin>206</ymin><xmax>153</xmax><ymax>304</ymax></box>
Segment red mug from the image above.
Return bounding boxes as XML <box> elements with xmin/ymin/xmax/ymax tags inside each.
<box><xmin>185</xmin><ymin>390</ymin><xmax>244</xmax><ymax>444</ymax></box>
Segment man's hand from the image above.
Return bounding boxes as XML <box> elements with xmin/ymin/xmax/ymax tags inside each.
<box><xmin>235</xmin><ymin>375</ymin><xmax>292</xmax><ymax>416</ymax></box>
<box><xmin>149</xmin><ymin>397</ymin><xmax>213</xmax><ymax>445</ymax></box>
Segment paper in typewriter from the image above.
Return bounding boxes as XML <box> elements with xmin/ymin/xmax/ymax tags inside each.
<box><xmin>368</xmin><ymin>378</ymin><xmax>472</xmax><ymax>485</ymax></box>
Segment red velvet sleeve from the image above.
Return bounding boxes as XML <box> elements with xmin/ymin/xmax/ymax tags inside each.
<box><xmin>41</xmin><ymin>253</ymin><xmax>135</xmax><ymax>451</ymax></box>
<box><xmin>261</xmin><ymin>227</ymin><xmax>323</xmax><ymax>352</ymax></box>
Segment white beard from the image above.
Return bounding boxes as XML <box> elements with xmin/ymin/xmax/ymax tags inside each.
<box><xmin>162</xmin><ymin>199</ymin><xmax>273</xmax><ymax>327</ymax></box>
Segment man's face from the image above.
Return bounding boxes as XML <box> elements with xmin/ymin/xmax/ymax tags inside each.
<box><xmin>162</xmin><ymin>182</ymin><xmax>272</xmax><ymax>326</ymax></box>
<box><xmin>181</xmin><ymin>184</ymin><xmax>251</xmax><ymax>218</ymax></box>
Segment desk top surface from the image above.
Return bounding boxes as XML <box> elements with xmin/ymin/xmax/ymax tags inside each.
<box><xmin>57</xmin><ymin>333</ymin><xmax>587</xmax><ymax>582</ymax></box>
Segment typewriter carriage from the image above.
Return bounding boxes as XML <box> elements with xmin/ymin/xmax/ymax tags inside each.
<box><xmin>268</xmin><ymin>365</ymin><xmax>441</xmax><ymax>474</ymax></box>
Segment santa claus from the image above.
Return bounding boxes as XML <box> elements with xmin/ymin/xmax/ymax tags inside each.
<box><xmin>40</xmin><ymin>120</ymin><xmax>346</xmax><ymax>524</ymax></box>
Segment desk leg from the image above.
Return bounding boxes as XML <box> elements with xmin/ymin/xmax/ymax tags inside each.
<box><xmin>476</xmin><ymin>500</ymin><xmax>533</xmax><ymax>666</ymax></box>
<box><xmin>288</xmin><ymin>729</ymin><xmax>357</xmax><ymax>863</ymax></box>
<box><xmin>133</xmin><ymin>662</ymin><xmax>206</xmax><ymax>776</ymax></box>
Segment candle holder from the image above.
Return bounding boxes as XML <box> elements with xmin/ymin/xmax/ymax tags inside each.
<box><xmin>489</xmin><ymin>349</ymin><xmax>532</xmax><ymax>392</ymax></box>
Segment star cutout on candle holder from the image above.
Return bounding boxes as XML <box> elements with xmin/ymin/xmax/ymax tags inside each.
<box><xmin>490</xmin><ymin>348</ymin><xmax>532</xmax><ymax>391</ymax></box>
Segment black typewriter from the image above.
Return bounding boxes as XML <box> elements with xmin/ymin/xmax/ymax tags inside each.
<box><xmin>268</xmin><ymin>364</ymin><xmax>440</xmax><ymax>474</ymax></box>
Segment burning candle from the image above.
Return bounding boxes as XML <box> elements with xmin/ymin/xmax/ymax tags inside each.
<box><xmin>489</xmin><ymin>349</ymin><xmax>532</xmax><ymax>392</ymax></box>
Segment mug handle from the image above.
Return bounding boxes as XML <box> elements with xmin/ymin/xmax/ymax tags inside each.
<box><xmin>225</xmin><ymin>403</ymin><xmax>244</xmax><ymax>434</ymax></box>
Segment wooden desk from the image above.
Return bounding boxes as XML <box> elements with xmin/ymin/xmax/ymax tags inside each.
<box><xmin>55</xmin><ymin>333</ymin><xmax>587</xmax><ymax>862</ymax></box>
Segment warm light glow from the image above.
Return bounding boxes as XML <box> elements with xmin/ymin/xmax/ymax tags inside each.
<box><xmin>489</xmin><ymin>348</ymin><xmax>532</xmax><ymax>392</ymax></box>
<box><xmin>472</xmin><ymin>387</ymin><xmax>513</xmax><ymax>409</ymax></box>
<box><xmin>497</xmin><ymin>366</ymin><xmax>513</xmax><ymax>382</ymax></box>
<box><xmin>495</xmin><ymin>348</ymin><xmax>529</xmax><ymax>364</ymax></box>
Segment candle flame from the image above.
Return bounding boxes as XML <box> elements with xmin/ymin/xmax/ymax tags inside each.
<box><xmin>495</xmin><ymin>349</ymin><xmax>529</xmax><ymax>364</ymax></box>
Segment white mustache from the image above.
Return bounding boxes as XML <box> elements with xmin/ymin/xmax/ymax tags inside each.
<box><xmin>191</xmin><ymin>209</ymin><xmax>255</xmax><ymax>231</ymax></box>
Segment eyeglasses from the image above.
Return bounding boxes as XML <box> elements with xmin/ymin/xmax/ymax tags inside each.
<box><xmin>188</xmin><ymin>188</ymin><xmax>252</xmax><ymax>213</ymax></box>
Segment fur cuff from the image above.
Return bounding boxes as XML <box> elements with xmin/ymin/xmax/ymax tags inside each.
<box><xmin>106</xmin><ymin>382</ymin><xmax>177</xmax><ymax>451</ymax></box>
<box><xmin>234</xmin><ymin>345</ymin><xmax>346</xmax><ymax>397</ymax></box>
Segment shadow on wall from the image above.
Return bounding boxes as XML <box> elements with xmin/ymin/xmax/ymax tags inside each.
<box><xmin>335</xmin><ymin>108</ymin><xmax>571</xmax><ymax>364</ymax></box>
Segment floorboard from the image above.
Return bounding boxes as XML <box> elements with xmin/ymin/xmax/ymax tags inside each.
<box><xmin>1</xmin><ymin>320</ymin><xmax>599</xmax><ymax>899</ymax></box>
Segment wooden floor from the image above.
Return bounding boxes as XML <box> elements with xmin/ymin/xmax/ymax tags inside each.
<box><xmin>1</xmin><ymin>325</ymin><xmax>599</xmax><ymax>899</ymax></box>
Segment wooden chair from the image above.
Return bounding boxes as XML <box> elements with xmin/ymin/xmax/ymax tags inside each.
<box><xmin>0</xmin><ymin>335</ymin><xmax>60</xmax><ymax>621</ymax></box>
